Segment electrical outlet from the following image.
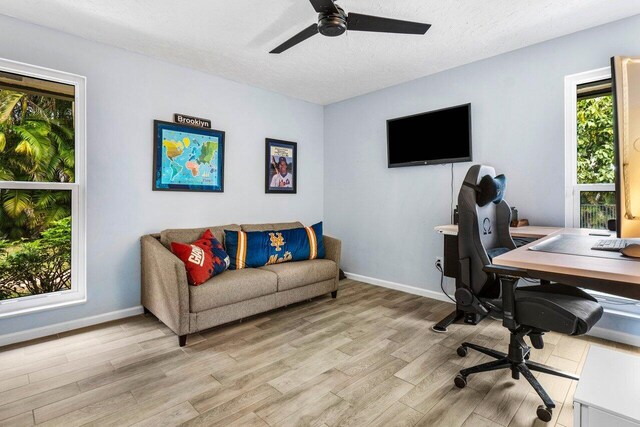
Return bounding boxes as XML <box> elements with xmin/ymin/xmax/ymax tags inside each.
<box><xmin>435</xmin><ymin>256</ymin><xmax>443</xmax><ymax>270</ymax></box>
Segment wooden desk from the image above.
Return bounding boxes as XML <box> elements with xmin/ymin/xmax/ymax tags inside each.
<box><xmin>493</xmin><ymin>228</ymin><xmax>640</xmax><ymax>300</ymax></box>
<box><xmin>434</xmin><ymin>224</ymin><xmax>561</xmax><ymax>239</ymax></box>
<box><xmin>433</xmin><ymin>224</ymin><xmax>560</xmax><ymax>290</ymax></box>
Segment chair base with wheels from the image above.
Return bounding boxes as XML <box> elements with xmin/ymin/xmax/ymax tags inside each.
<box><xmin>452</xmin><ymin>270</ymin><xmax>602</xmax><ymax>422</ymax></box>
<box><xmin>454</xmin><ymin>327</ymin><xmax>579</xmax><ymax>422</ymax></box>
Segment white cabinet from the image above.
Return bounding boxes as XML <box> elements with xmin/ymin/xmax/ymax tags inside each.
<box><xmin>573</xmin><ymin>346</ymin><xmax>640</xmax><ymax>427</ymax></box>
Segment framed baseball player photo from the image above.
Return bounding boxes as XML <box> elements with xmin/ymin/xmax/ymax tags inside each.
<box><xmin>265</xmin><ymin>138</ymin><xmax>297</xmax><ymax>194</ymax></box>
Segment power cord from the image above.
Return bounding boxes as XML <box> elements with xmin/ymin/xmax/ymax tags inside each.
<box><xmin>450</xmin><ymin>163</ymin><xmax>454</xmax><ymax>223</ymax></box>
<box><xmin>435</xmin><ymin>259</ymin><xmax>457</xmax><ymax>303</ymax></box>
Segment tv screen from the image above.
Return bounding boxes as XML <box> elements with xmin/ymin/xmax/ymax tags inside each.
<box><xmin>387</xmin><ymin>103</ymin><xmax>472</xmax><ymax>168</ymax></box>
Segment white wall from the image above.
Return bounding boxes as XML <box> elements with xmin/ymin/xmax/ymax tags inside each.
<box><xmin>324</xmin><ymin>15</ymin><xmax>640</xmax><ymax>295</ymax></box>
<box><xmin>3</xmin><ymin>11</ymin><xmax>640</xmax><ymax>344</ymax></box>
<box><xmin>0</xmin><ymin>14</ymin><xmax>324</xmax><ymax>338</ymax></box>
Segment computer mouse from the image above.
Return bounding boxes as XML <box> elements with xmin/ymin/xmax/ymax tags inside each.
<box><xmin>620</xmin><ymin>243</ymin><xmax>640</xmax><ymax>258</ymax></box>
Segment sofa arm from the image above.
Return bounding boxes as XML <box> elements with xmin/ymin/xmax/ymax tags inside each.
<box><xmin>323</xmin><ymin>235</ymin><xmax>342</xmax><ymax>281</ymax></box>
<box><xmin>141</xmin><ymin>235</ymin><xmax>190</xmax><ymax>336</ymax></box>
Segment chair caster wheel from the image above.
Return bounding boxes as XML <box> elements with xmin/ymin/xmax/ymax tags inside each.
<box><xmin>456</xmin><ymin>346</ymin><xmax>468</xmax><ymax>357</ymax></box>
<box><xmin>454</xmin><ymin>374</ymin><xmax>467</xmax><ymax>388</ymax></box>
<box><xmin>536</xmin><ymin>405</ymin><xmax>552</xmax><ymax>422</ymax></box>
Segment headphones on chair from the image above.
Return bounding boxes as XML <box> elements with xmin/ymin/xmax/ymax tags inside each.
<box><xmin>463</xmin><ymin>174</ymin><xmax>506</xmax><ymax>207</ymax></box>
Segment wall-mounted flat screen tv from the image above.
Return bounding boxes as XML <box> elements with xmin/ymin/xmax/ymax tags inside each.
<box><xmin>387</xmin><ymin>103</ymin><xmax>472</xmax><ymax>168</ymax></box>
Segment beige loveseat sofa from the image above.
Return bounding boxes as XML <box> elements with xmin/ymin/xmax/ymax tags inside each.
<box><xmin>141</xmin><ymin>222</ymin><xmax>341</xmax><ymax>346</ymax></box>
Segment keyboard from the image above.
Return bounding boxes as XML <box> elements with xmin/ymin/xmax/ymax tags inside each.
<box><xmin>591</xmin><ymin>239</ymin><xmax>629</xmax><ymax>252</ymax></box>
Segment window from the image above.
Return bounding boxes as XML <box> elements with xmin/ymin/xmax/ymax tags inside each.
<box><xmin>0</xmin><ymin>59</ymin><xmax>85</xmax><ymax>318</ymax></box>
<box><xmin>564</xmin><ymin>68</ymin><xmax>615</xmax><ymax>229</ymax></box>
<box><xmin>565</xmin><ymin>68</ymin><xmax>640</xmax><ymax>317</ymax></box>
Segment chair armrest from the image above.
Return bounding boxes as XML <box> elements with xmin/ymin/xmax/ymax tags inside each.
<box><xmin>483</xmin><ymin>264</ymin><xmax>529</xmax><ymax>278</ymax></box>
<box><xmin>499</xmin><ymin>275</ymin><xmax>519</xmax><ymax>330</ymax></box>
<box><xmin>484</xmin><ymin>264</ymin><xmax>522</xmax><ymax>330</ymax></box>
<box><xmin>140</xmin><ymin>235</ymin><xmax>190</xmax><ymax>336</ymax></box>
<box><xmin>323</xmin><ymin>235</ymin><xmax>342</xmax><ymax>281</ymax></box>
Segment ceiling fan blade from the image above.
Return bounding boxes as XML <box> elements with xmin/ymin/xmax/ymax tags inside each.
<box><xmin>347</xmin><ymin>13</ymin><xmax>431</xmax><ymax>34</ymax></box>
<box><xmin>270</xmin><ymin>24</ymin><xmax>319</xmax><ymax>54</ymax></box>
<box><xmin>308</xmin><ymin>0</ymin><xmax>339</xmax><ymax>14</ymax></box>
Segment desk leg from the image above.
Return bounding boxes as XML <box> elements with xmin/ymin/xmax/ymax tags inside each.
<box><xmin>432</xmin><ymin>309</ymin><xmax>464</xmax><ymax>333</ymax></box>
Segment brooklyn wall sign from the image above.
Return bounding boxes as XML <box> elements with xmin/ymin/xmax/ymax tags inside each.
<box><xmin>174</xmin><ymin>113</ymin><xmax>211</xmax><ymax>129</ymax></box>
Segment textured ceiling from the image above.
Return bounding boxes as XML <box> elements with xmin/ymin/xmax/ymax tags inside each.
<box><xmin>1</xmin><ymin>0</ymin><xmax>640</xmax><ymax>104</ymax></box>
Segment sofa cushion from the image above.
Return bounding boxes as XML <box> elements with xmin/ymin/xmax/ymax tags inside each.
<box><xmin>160</xmin><ymin>224</ymin><xmax>241</xmax><ymax>249</ymax></box>
<box><xmin>241</xmin><ymin>222</ymin><xmax>303</xmax><ymax>232</ymax></box>
<box><xmin>171</xmin><ymin>230</ymin><xmax>230</xmax><ymax>285</ymax></box>
<box><xmin>260</xmin><ymin>259</ymin><xmax>337</xmax><ymax>292</ymax></box>
<box><xmin>189</xmin><ymin>268</ymin><xmax>277</xmax><ymax>312</ymax></box>
<box><xmin>225</xmin><ymin>222</ymin><xmax>325</xmax><ymax>270</ymax></box>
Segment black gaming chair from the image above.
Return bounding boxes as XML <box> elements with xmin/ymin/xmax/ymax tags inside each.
<box><xmin>453</xmin><ymin>165</ymin><xmax>603</xmax><ymax>422</ymax></box>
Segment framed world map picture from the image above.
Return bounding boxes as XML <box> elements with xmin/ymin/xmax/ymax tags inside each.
<box><xmin>153</xmin><ymin>120</ymin><xmax>225</xmax><ymax>192</ymax></box>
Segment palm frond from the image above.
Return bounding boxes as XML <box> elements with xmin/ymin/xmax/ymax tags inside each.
<box><xmin>0</xmin><ymin>91</ymin><xmax>24</xmax><ymax>124</ymax></box>
<box><xmin>15</xmin><ymin>140</ymin><xmax>34</xmax><ymax>156</ymax></box>
<box><xmin>26</xmin><ymin>101</ymin><xmax>51</xmax><ymax>121</ymax></box>
<box><xmin>0</xmin><ymin>167</ymin><xmax>15</xmax><ymax>181</ymax></box>
<box><xmin>12</xmin><ymin>120</ymin><xmax>53</xmax><ymax>162</ymax></box>
<box><xmin>6</xmin><ymin>156</ymin><xmax>33</xmax><ymax>175</ymax></box>
<box><xmin>49</xmin><ymin>120</ymin><xmax>74</xmax><ymax>141</ymax></box>
<box><xmin>34</xmin><ymin>191</ymin><xmax>57</xmax><ymax>209</ymax></box>
<box><xmin>42</xmin><ymin>204</ymin><xmax>70</xmax><ymax>226</ymax></box>
<box><xmin>58</xmin><ymin>146</ymin><xmax>75</xmax><ymax>169</ymax></box>
<box><xmin>2</xmin><ymin>190</ymin><xmax>32</xmax><ymax>219</ymax></box>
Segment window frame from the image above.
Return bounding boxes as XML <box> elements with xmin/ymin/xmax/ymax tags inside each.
<box><xmin>0</xmin><ymin>58</ymin><xmax>86</xmax><ymax>318</ymax></box>
<box><xmin>564</xmin><ymin>67</ymin><xmax>614</xmax><ymax>228</ymax></box>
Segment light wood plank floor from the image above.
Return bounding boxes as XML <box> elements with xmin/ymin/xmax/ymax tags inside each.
<box><xmin>1</xmin><ymin>280</ymin><xmax>638</xmax><ymax>427</ymax></box>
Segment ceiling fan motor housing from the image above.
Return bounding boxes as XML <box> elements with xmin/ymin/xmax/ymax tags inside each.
<box><xmin>318</xmin><ymin>5</ymin><xmax>347</xmax><ymax>37</ymax></box>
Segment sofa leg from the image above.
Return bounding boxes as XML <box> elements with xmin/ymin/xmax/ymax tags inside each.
<box><xmin>178</xmin><ymin>335</ymin><xmax>187</xmax><ymax>347</ymax></box>
<box><xmin>331</xmin><ymin>290</ymin><xmax>338</xmax><ymax>299</ymax></box>
<box><xmin>143</xmin><ymin>307</ymin><xmax>150</xmax><ymax>314</ymax></box>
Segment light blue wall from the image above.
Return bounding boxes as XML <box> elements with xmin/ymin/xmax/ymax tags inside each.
<box><xmin>324</xmin><ymin>15</ymin><xmax>640</xmax><ymax>294</ymax></box>
<box><xmin>0</xmin><ymin>15</ymin><xmax>324</xmax><ymax>337</ymax></box>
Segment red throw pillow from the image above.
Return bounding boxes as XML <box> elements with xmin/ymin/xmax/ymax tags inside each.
<box><xmin>171</xmin><ymin>229</ymin><xmax>230</xmax><ymax>285</ymax></box>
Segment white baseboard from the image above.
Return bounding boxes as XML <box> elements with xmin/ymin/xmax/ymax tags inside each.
<box><xmin>0</xmin><ymin>306</ymin><xmax>144</xmax><ymax>347</ymax></box>
<box><xmin>344</xmin><ymin>272</ymin><xmax>455</xmax><ymax>305</ymax></box>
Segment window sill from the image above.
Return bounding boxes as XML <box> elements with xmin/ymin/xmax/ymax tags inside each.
<box><xmin>0</xmin><ymin>291</ymin><xmax>87</xmax><ymax>319</ymax></box>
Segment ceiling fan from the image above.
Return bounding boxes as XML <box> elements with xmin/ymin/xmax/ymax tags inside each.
<box><xmin>270</xmin><ymin>0</ymin><xmax>431</xmax><ymax>54</ymax></box>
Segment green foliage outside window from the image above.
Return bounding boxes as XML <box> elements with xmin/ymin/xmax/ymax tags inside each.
<box><xmin>0</xmin><ymin>87</ymin><xmax>74</xmax><ymax>300</ymax></box>
<box><xmin>0</xmin><ymin>89</ymin><xmax>74</xmax><ymax>240</ymax></box>
<box><xmin>576</xmin><ymin>95</ymin><xmax>615</xmax><ymax>185</ymax></box>
<box><xmin>576</xmin><ymin>95</ymin><xmax>616</xmax><ymax>228</ymax></box>
<box><xmin>0</xmin><ymin>216</ymin><xmax>71</xmax><ymax>299</ymax></box>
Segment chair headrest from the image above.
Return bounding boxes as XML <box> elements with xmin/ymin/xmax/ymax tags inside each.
<box><xmin>464</xmin><ymin>173</ymin><xmax>507</xmax><ymax>207</ymax></box>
